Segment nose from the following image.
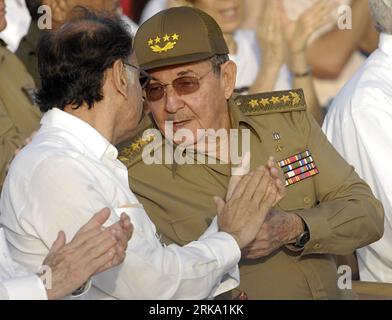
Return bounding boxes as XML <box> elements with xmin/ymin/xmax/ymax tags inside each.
<box><xmin>164</xmin><ymin>85</ymin><xmax>185</xmax><ymax>114</ymax></box>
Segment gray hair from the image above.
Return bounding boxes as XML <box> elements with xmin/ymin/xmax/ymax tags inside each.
<box><xmin>210</xmin><ymin>54</ymin><xmax>230</xmax><ymax>75</ymax></box>
<box><xmin>369</xmin><ymin>0</ymin><xmax>392</xmax><ymax>34</ymax></box>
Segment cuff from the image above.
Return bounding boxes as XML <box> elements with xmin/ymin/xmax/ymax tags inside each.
<box><xmin>293</xmin><ymin>208</ymin><xmax>333</xmax><ymax>255</ymax></box>
<box><xmin>2</xmin><ymin>275</ymin><xmax>48</xmax><ymax>300</ymax></box>
<box><xmin>200</xmin><ymin>232</ymin><xmax>241</xmax><ymax>298</ymax></box>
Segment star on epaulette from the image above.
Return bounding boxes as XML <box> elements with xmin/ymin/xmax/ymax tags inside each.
<box><xmin>234</xmin><ymin>89</ymin><xmax>307</xmax><ymax>116</ymax></box>
<box><xmin>248</xmin><ymin>99</ymin><xmax>259</xmax><ymax>108</ymax></box>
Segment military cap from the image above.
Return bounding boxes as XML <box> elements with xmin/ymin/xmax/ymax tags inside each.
<box><xmin>134</xmin><ymin>6</ymin><xmax>229</xmax><ymax>71</ymax></box>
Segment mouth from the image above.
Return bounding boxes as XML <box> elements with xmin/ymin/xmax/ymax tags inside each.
<box><xmin>219</xmin><ymin>6</ymin><xmax>239</xmax><ymax>20</ymax></box>
<box><xmin>172</xmin><ymin>119</ymin><xmax>192</xmax><ymax>130</ymax></box>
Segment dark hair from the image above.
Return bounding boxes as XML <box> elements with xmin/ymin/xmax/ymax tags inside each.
<box><xmin>36</xmin><ymin>8</ymin><xmax>133</xmax><ymax>112</ymax></box>
<box><xmin>25</xmin><ymin>0</ymin><xmax>42</xmax><ymax>22</ymax></box>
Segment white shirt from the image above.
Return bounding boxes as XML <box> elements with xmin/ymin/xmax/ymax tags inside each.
<box><xmin>323</xmin><ymin>33</ymin><xmax>392</xmax><ymax>283</ymax></box>
<box><xmin>0</xmin><ymin>108</ymin><xmax>240</xmax><ymax>299</ymax></box>
<box><xmin>0</xmin><ymin>228</ymin><xmax>47</xmax><ymax>300</ymax></box>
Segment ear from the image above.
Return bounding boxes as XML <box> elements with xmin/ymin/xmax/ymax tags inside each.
<box><xmin>220</xmin><ymin>60</ymin><xmax>237</xmax><ymax>100</ymax></box>
<box><xmin>112</xmin><ymin>59</ymin><xmax>129</xmax><ymax>99</ymax></box>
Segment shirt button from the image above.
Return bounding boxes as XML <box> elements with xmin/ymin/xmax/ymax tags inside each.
<box><xmin>303</xmin><ymin>196</ymin><xmax>311</xmax><ymax>204</ymax></box>
<box><xmin>314</xmin><ymin>243</ymin><xmax>322</xmax><ymax>250</ymax></box>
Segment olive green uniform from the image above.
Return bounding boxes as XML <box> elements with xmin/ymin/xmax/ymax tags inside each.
<box><xmin>0</xmin><ymin>40</ymin><xmax>41</xmax><ymax>189</ymax></box>
<box><xmin>118</xmin><ymin>89</ymin><xmax>384</xmax><ymax>299</ymax></box>
<box><xmin>15</xmin><ymin>22</ymin><xmax>40</xmax><ymax>87</ymax></box>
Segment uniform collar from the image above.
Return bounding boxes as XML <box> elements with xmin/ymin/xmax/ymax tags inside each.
<box><xmin>40</xmin><ymin>108</ymin><xmax>117</xmax><ymax>161</ymax></box>
<box><xmin>379</xmin><ymin>33</ymin><xmax>392</xmax><ymax>59</ymax></box>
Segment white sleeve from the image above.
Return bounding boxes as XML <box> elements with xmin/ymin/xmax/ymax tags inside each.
<box><xmin>12</xmin><ymin>156</ymin><xmax>240</xmax><ymax>300</ymax></box>
<box><xmin>1</xmin><ymin>275</ymin><xmax>47</xmax><ymax>300</ymax></box>
<box><xmin>0</xmin><ymin>229</ymin><xmax>47</xmax><ymax>300</ymax></box>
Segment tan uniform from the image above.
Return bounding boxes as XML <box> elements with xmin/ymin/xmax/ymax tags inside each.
<box><xmin>118</xmin><ymin>89</ymin><xmax>384</xmax><ymax>299</ymax></box>
<box><xmin>15</xmin><ymin>22</ymin><xmax>40</xmax><ymax>87</ymax></box>
<box><xmin>0</xmin><ymin>40</ymin><xmax>41</xmax><ymax>190</ymax></box>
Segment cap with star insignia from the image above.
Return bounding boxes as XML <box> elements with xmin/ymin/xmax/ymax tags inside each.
<box><xmin>134</xmin><ymin>7</ymin><xmax>229</xmax><ymax>71</ymax></box>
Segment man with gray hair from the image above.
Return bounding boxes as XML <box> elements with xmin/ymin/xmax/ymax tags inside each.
<box><xmin>323</xmin><ymin>0</ymin><xmax>392</xmax><ymax>284</ymax></box>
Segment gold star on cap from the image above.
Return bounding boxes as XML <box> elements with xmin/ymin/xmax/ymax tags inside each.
<box><xmin>172</xmin><ymin>33</ymin><xmax>179</xmax><ymax>41</ymax></box>
<box><xmin>155</xmin><ymin>36</ymin><xmax>161</xmax><ymax>44</ymax></box>
<box><xmin>163</xmin><ymin>34</ymin><xmax>170</xmax><ymax>42</ymax></box>
<box><xmin>148</xmin><ymin>38</ymin><xmax>154</xmax><ymax>46</ymax></box>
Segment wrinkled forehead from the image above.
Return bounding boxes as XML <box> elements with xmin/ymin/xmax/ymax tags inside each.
<box><xmin>149</xmin><ymin>59</ymin><xmax>212</xmax><ymax>81</ymax></box>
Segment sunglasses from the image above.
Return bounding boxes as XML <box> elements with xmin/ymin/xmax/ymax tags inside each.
<box><xmin>123</xmin><ymin>61</ymin><xmax>152</xmax><ymax>89</ymax></box>
<box><xmin>144</xmin><ymin>68</ymin><xmax>214</xmax><ymax>102</ymax></box>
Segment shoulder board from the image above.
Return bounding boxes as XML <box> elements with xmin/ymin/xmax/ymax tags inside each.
<box><xmin>234</xmin><ymin>89</ymin><xmax>307</xmax><ymax>116</ymax></box>
<box><xmin>117</xmin><ymin>114</ymin><xmax>159</xmax><ymax>167</ymax></box>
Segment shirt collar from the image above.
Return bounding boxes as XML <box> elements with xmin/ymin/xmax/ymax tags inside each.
<box><xmin>379</xmin><ymin>33</ymin><xmax>392</xmax><ymax>58</ymax></box>
<box><xmin>40</xmin><ymin>108</ymin><xmax>117</xmax><ymax>160</ymax></box>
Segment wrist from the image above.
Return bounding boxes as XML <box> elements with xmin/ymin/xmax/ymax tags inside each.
<box><xmin>286</xmin><ymin>213</ymin><xmax>305</xmax><ymax>244</ymax></box>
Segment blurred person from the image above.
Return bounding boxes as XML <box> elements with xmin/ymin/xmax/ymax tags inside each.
<box><xmin>1</xmin><ymin>8</ymin><xmax>283</xmax><ymax>300</ymax></box>
<box><xmin>0</xmin><ymin>0</ymin><xmax>30</xmax><ymax>52</ymax></box>
<box><xmin>0</xmin><ymin>0</ymin><xmax>41</xmax><ymax>190</ymax></box>
<box><xmin>283</xmin><ymin>0</ymin><xmax>379</xmax><ymax>107</ymax></box>
<box><xmin>119</xmin><ymin>6</ymin><xmax>384</xmax><ymax>299</ymax></box>
<box><xmin>323</xmin><ymin>0</ymin><xmax>392</xmax><ymax>284</ymax></box>
<box><xmin>140</xmin><ymin>0</ymin><xmax>331</xmax><ymax>124</ymax></box>
<box><xmin>1</xmin><ymin>208</ymin><xmax>132</xmax><ymax>300</ymax></box>
<box><xmin>17</xmin><ymin>0</ymin><xmax>138</xmax><ymax>86</ymax></box>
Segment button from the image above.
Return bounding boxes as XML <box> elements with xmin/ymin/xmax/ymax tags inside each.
<box><xmin>303</xmin><ymin>196</ymin><xmax>311</xmax><ymax>204</ymax></box>
<box><xmin>314</xmin><ymin>243</ymin><xmax>322</xmax><ymax>250</ymax></box>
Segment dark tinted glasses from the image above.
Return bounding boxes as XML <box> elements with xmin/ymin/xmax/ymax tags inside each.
<box><xmin>145</xmin><ymin>68</ymin><xmax>214</xmax><ymax>102</ymax></box>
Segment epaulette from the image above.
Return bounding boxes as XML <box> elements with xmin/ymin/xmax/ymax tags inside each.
<box><xmin>234</xmin><ymin>89</ymin><xmax>307</xmax><ymax>116</ymax></box>
<box><xmin>117</xmin><ymin>114</ymin><xmax>159</xmax><ymax>167</ymax></box>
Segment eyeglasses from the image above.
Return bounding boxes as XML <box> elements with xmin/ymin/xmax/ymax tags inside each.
<box><xmin>144</xmin><ymin>68</ymin><xmax>214</xmax><ymax>102</ymax></box>
<box><xmin>123</xmin><ymin>61</ymin><xmax>152</xmax><ymax>89</ymax></box>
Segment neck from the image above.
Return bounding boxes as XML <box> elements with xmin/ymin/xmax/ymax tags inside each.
<box><xmin>64</xmin><ymin>104</ymin><xmax>115</xmax><ymax>144</ymax></box>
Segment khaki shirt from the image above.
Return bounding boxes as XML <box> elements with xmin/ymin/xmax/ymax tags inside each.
<box><xmin>118</xmin><ymin>89</ymin><xmax>384</xmax><ymax>299</ymax></box>
<box><xmin>15</xmin><ymin>22</ymin><xmax>40</xmax><ymax>87</ymax></box>
<box><xmin>0</xmin><ymin>41</ymin><xmax>41</xmax><ymax>190</ymax></box>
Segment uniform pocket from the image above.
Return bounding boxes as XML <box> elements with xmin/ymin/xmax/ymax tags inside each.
<box><xmin>277</xmin><ymin>177</ymin><xmax>317</xmax><ymax>211</ymax></box>
<box><xmin>169</xmin><ymin>215</ymin><xmax>210</xmax><ymax>244</ymax></box>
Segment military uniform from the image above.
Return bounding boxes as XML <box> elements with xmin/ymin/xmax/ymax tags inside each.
<box><xmin>118</xmin><ymin>89</ymin><xmax>384</xmax><ymax>299</ymax></box>
<box><xmin>120</xmin><ymin>7</ymin><xmax>385</xmax><ymax>299</ymax></box>
<box><xmin>15</xmin><ymin>22</ymin><xmax>40</xmax><ymax>87</ymax></box>
<box><xmin>0</xmin><ymin>40</ymin><xmax>41</xmax><ymax>190</ymax></box>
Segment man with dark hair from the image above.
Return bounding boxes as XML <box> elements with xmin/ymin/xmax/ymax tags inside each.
<box><xmin>0</xmin><ymin>0</ymin><xmax>132</xmax><ymax>299</ymax></box>
<box><xmin>1</xmin><ymin>8</ymin><xmax>282</xmax><ymax>299</ymax></box>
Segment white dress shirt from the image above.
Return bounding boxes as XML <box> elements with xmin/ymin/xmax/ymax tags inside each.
<box><xmin>0</xmin><ymin>108</ymin><xmax>240</xmax><ymax>299</ymax></box>
<box><xmin>323</xmin><ymin>33</ymin><xmax>392</xmax><ymax>283</ymax></box>
<box><xmin>0</xmin><ymin>228</ymin><xmax>47</xmax><ymax>300</ymax></box>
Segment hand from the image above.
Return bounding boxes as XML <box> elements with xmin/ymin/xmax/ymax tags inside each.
<box><xmin>215</xmin><ymin>166</ymin><xmax>278</xmax><ymax>249</ymax></box>
<box><xmin>242</xmin><ymin>209</ymin><xmax>305</xmax><ymax>259</ymax></box>
<box><xmin>257</xmin><ymin>0</ymin><xmax>287</xmax><ymax>70</ymax></box>
<box><xmin>40</xmin><ymin>208</ymin><xmax>133</xmax><ymax>300</ymax></box>
<box><xmin>266</xmin><ymin>156</ymin><xmax>286</xmax><ymax>206</ymax></box>
<box><xmin>278</xmin><ymin>0</ymin><xmax>336</xmax><ymax>54</ymax></box>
